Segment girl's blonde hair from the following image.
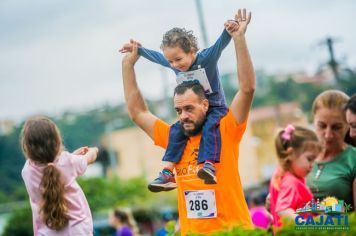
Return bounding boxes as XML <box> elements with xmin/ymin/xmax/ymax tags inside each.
<box><xmin>272</xmin><ymin>124</ymin><xmax>321</xmax><ymax>190</ymax></box>
<box><xmin>21</xmin><ymin>116</ymin><xmax>68</xmax><ymax>230</ymax></box>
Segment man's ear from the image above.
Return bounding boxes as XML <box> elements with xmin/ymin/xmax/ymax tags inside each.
<box><xmin>202</xmin><ymin>99</ymin><xmax>209</xmax><ymax>112</ymax></box>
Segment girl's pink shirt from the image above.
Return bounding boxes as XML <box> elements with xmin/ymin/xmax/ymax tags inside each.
<box><xmin>22</xmin><ymin>151</ymin><xmax>93</xmax><ymax>236</ymax></box>
<box><xmin>269</xmin><ymin>168</ymin><xmax>313</xmax><ymax>228</ymax></box>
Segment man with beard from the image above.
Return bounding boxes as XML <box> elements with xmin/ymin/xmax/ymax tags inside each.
<box><xmin>121</xmin><ymin>8</ymin><xmax>255</xmax><ymax>235</ymax></box>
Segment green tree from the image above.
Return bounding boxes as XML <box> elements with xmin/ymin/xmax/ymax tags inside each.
<box><xmin>78</xmin><ymin>176</ymin><xmax>150</xmax><ymax>212</ymax></box>
<box><xmin>2</xmin><ymin>206</ymin><xmax>32</xmax><ymax>236</ymax></box>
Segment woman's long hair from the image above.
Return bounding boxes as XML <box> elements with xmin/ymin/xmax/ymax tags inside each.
<box><xmin>21</xmin><ymin>116</ymin><xmax>68</xmax><ymax>230</ymax></box>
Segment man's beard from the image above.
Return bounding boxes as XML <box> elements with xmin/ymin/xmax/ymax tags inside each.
<box><xmin>181</xmin><ymin>116</ymin><xmax>206</xmax><ymax>137</ymax></box>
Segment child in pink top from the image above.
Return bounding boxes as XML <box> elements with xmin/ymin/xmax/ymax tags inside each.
<box><xmin>21</xmin><ymin>116</ymin><xmax>99</xmax><ymax>236</ymax></box>
<box><xmin>269</xmin><ymin>125</ymin><xmax>321</xmax><ymax>231</ymax></box>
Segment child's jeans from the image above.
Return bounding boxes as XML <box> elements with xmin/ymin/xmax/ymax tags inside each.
<box><xmin>162</xmin><ymin>105</ymin><xmax>228</xmax><ymax>164</ymax></box>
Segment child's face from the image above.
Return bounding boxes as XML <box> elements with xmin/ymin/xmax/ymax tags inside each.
<box><xmin>290</xmin><ymin>150</ymin><xmax>318</xmax><ymax>178</ymax></box>
<box><xmin>163</xmin><ymin>46</ymin><xmax>196</xmax><ymax>72</ymax></box>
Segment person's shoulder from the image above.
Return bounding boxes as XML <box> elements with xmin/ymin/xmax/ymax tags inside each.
<box><xmin>220</xmin><ymin>109</ymin><xmax>232</xmax><ymax>122</ymax></box>
<box><xmin>153</xmin><ymin>118</ymin><xmax>170</xmax><ymax>147</ymax></box>
<box><xmin>57</xmin><ymin>151</ymin><xmax>71</xmax><ymax>161</ymax></box>
<box><xmin>341</xmin><ymin>145</ymin><xmax>356</xmax><ymax>159</ymax></box>
<box><xmin>343</xmin><ymin>145</ymin><xmax>356</xmax><ymax>163</ymax></box>
<box><xmin>192</xmin><ymin>51</ymin><xmax>204</xmax><ymax>63</ymax></box>
<box><xmin>282</xmin><ymin>172</ymin><xmax>297</xmax><ymax>180</ymax></box>
<box><xmin>347</xmin><ymin>145</ymin><xmax>356</xmax><ymax>152</ymax></box>
<box><xmin>21</xmin><ymin>160</ymin><xmax>31</xmax><ymax>176</ymax></box>
<box><xmin>281</xmin><ymin>172</ymin><xmax>302</xmax><ymax>188</ymax></box>
<box><xmin>220</xmin><ymin>109</ymin><xmax>248</xmax><ymax>127</ymax></box>
<box><xmin>59</xmin><ymin>150</ymin><xmax>70</xmax><ymax>157</ymax></box>
<box><xmin>154</xmin><ymin>118</ymin><xmax>170</xmax><ymax>131</ymax></box>
<box><xmin>22</xmin><ymin>159</ymin><xmax>30</xmax><ymax>167</ymax></box>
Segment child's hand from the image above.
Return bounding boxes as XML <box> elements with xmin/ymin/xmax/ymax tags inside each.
<box><xmin>86</xmin><ymin>147</ymin><xmax>99</xmax><ymax>164</ymax></box>
<box><xmin>224</xmin><ymin>20</ymin><xmax>239</xmax><ymax>35</ymax></box>
<box><xmin>73</xmin><ymin>146</ymin><xmax>89</xmax><ymax>155</ymax></box>
<box><xmin>119</xmin><ymin>39</ymin><xmax>141</xmax><ymax>53</ymax></box>
<box><xmin>122</xmin><ymin>40</ymin><xmax>140</xmax><ymax>65</ymax></box>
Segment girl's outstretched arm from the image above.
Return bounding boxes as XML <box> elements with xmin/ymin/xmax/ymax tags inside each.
<box><xmin>72</xmin><ymin>146</ymin><xmax>89</xmax><ymax>155</ymax></box>
<box><xmin>84</xmin><ymin>147</ymin><xmax>99</xmax><ymax>165</ymax></box>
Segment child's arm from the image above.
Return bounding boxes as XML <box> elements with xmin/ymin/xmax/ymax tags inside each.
<box><xmin>278</xmin><ymin>208</ymin><xmax>298</xmax><ymax>220</ymax></box>
<box><xmin>120</xmin><ymin>39</ymin><xmax>171</xmax><ymax>68</ymax></box>
<box><xmin>72</xmin><ymin>146</ymin><xmax>88</xmax><ymax>155</ymax></box>
<box><xmin>82</xmin><ymin>147</ymin><xmax>99</xmax><ymax>165</ymax></box>
<box><xmin>138</xmin><ymin>47</ymin><xmax>171</xmax><ymax>68</ymax></box>
<box><xmin>199</xmin><ymin>20</ymin><xmax>238</xmax><ymax>63</ymax></box>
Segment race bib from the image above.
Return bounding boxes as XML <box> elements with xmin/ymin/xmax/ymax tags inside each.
<box><xmin>176</xmin><ymin>68</ymin><xmax>213</xmax><ymax>94</ymax></box>
<box><xmin>184</xmin><ymin>190</ymin><xmax>217</xmax><ymax>218</ymax></box>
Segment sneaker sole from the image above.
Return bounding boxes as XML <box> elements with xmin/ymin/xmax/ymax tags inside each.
<box><xmin>148</xmin><ymin>182</ymin><xmax>177</xmax><ymax>192</ymax></box>
<box><xmin>197</xmin><ymin>168</ymin><xmax>217</xmax><ymax>184</ymax></box>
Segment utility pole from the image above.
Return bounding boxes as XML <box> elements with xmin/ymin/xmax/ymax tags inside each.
<box><xmin>195</xmin><ymin>0</ymin><xmax>209</xmax><ymax>48</ymax></box>
<box><xmin>326</xmin><ymin>37</ymin><xmax>339</xmax><ymax>81</ymax></box>
<box><xmin>160</xmin><ymin>68</ymin><xmax>172</xmax><ymax>120</ymax></box>
<box><xmin>320</xmin><ymin>37</ymin><xmax>339</xmax><ymax>81</ymax></box>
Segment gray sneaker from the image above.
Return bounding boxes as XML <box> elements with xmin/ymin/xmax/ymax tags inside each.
<box><xmin>148</xmin><ymin>171</ymin><xmax>177</xmax><ymax>192</ymax></box>
<box><xmin>197</xmin><ymin>162</ymin><xmax>217</xmax><ymax>184</ymax></box>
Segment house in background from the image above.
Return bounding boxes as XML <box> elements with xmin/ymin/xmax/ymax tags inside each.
<box><xmin>0</xmin><ymin>120</ymin><xmax>15</xmax><ymax>136</ymax></box>
<box><xmin>249</xmin><ymin>101</ymin><xmax>309</xmax><ymax>181</ymax></box>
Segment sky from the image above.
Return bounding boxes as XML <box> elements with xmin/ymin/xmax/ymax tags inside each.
<box><xmin>1</xmin><ymin>0</ymin><xmax>356</xmax><ymax>122</ymax></box>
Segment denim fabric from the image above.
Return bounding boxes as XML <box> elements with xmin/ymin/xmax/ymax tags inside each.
<box><xmin>162</xmin><ymin>105</ymin><xmax>228</xmax><ymax>163</ymax></box>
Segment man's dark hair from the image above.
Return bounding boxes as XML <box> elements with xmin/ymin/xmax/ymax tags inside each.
<box><xmin>173</xmin><ymin>80</ymin><xmax>207</xmax><ymax>100</ymax></box>
<box><xmin>345</xmin><ymin>94</ymin><xmax>356</xmax><ymax>114</ymax></box>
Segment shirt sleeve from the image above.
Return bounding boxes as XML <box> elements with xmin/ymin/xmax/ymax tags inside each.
<box><xmin>198</xmin><ymin>29</ymin><xmax>231</xmax><ymax>65</ymax></box>
<box><xmin>153</xmin><ymin>118</ymin><xmax>170</xmax><ymax>149</ymax></box>
<box><xmin>276</xmin><ymin>178</ymin><xmax>300</xmax><ymax>212</ymax></box>
<box><xmin>138</xmin><ymin>47</ymin><xmax>172</xmax><ymax>68</ymax></box>
<box><xmin>220</xmin><ymin>110</ymin><xmax>248</xmax><ymax>144</ymax></box>
<box><xmin>67</xmin><ymin>152</ymin><xmax>88</xmax><ymax>176</ymax></box>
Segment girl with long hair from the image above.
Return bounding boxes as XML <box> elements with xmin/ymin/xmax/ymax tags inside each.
<box><xmin>21</xmin><ymin>116</ymin><xmax>98</xmax><ymax>235</ymax></box>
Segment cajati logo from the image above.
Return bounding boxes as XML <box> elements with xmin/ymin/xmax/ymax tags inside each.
<box><xmin>294</xmin><ymin>197</ymin><xmax>351</xmax><ymax>231</ymax></box>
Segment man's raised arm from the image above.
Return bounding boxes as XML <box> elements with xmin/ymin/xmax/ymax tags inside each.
<box><xmin>229</xmin><ymin>9</ymin><xmax>255</xmax><ymax>124</ymax></box>
<box><xmin>122</xmin><ymin>42</ymin><xmax>158</xmax><ymax>139</ymax></box>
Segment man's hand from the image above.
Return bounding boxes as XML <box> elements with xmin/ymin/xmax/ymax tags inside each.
<box><xmin>122</xmin><ymin>40</ymin><xmax>140</xmax><ymax>65</ymax></box>
<box><xmin>229</xmin><ymin>8</ymin><xmax>255</xmax><ymax>124</ymax></box>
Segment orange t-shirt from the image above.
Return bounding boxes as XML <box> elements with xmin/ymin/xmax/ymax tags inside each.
<box><xmin>154</xmin><ymin>110</ymin><xmax>253</xmax><ymax>236</ymax></box>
